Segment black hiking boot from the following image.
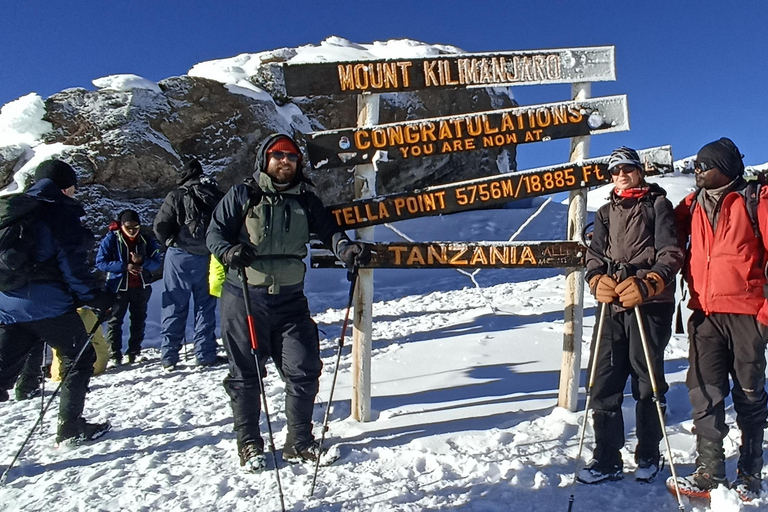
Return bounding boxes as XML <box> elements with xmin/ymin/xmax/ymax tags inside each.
<box><xmin>668</xmin><ymin>436</ymin><xmax>728</xmax><ymax>499</ymax></box>
<box><xmin>576</xmin><ymin>461</ymin><xmax>623</xmax><ymax>484</ymax></box>
<box><xmin>732</xmin><ymin>469</ymin><xmax>762</xmax><ymax>501</ymax></box>
<box><xmin>283</xmin><ymin>439</ymin><xmax>341</xmax><ymax>466</ymax></box>
<box><xmin>56</xmin><ymin>418</ymin><xmax>112</xmax><ymax>447</ymax></box>
<box><xmin>635</xmin><ymin>455</ymin><xmax>664</xmax><ymax>483</ymax></box>
<box><xmin>238</xmin><ymin>441</ymin><xmax>266</xmax><ymax>473</ymax></box>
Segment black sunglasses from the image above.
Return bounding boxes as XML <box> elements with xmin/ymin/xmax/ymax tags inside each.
<box><xmin>694</xmin><ymin>160</ymin><xmax>716</xmax><ymax>172</ymax></box>
<box><xmin>270</xmin><ymin>151</ymin><xmax>300</xmax><ymax>163</ymax></box>
<box><xmin>609</xmin><ymin>164</ymin><xmax>639</xmax><ymax>176</ymax></box>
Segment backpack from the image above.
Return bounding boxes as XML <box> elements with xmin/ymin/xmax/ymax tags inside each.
<box><xmin>176</xmin><ymin>177</ymin><xmax>224</xmax><ymax>248</ymax></box>
<box><xmin>0</xmin><ymin>194</ymin><xmax>41</xmax><ymax>291</ymax></box>
<box><xmin>688</xmin><ymin>173</ymin><xmax>766</xmax><ymax>239</ymax></box>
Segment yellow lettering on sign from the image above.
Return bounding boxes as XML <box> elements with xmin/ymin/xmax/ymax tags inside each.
<box><xmin>427</xmin><ymin>245</ymin><xmax>447</xmax><ymax>264</ymax></box>
<box><xmin>404</xmin><ymin>125</ymin><xmax>420</xmax><ymax>144</ymax></box>
<box><xmin>568</xmin><ymin>106</ymin><xmax>584</xmax><ymax>123</ymax></box>
<box><xmin>482</xmin><ymin>115</ymin><xmax>498</xmax><ymax>135</ymax></box>
<box><xmin>490</xmin><ymin>246</ymin><xmax>509</xmax><ymax>265</ymax></box>
<box><xmin>423</xmin><ymin>60</ymin><xmax>439</xmax><ymax>87</ymax></box>
<box><xmin>332</xmin><ymin>209</ymin><xmax>344</xmax><ymax>225</ymax></box>
<box><xmin>354</xmin><ymin>131</ymin><xmax>370</xmax><ymax>150</ymax></box>
<box><xmin>387</xmin><ymin>126</ymin><xmax>404</xmax><ymax>146</ymax></box>
<box><xmin>449</xmin><ymin>248</ymin><xmax>469</xmax><ymax>265</ymax></box>
<box><xmin>397</xmin><ymin>62</ymin><xmax>413</xmax><ymax>87</ymax></box>
<box><xmin>520</xmin><ymin>246</ymin><xmax>537</xmax><ymax>265</ymax></box>
<box><xmin>470</xmin><ymin>247</ymin><xmax>488</xmax><ymax>266</ymax></box>
<box><xmin>383</xmin><ymin>62</ymin><xmax>399</xmax><ymax>89</ymax></box>
<box><xmin>552</xmin><ymin>105</ymin><xmax>568</xmax><ymax>125</ymax></box>
<box><xmin>389</xmin><ymin>246</ymin><xmax>408</xmax><ymax>265</ymax></box>
<box><xmin>420</xmin><ymin>123</ymin><xmax>437</xmax><ymax>142</ymax></box>
<box><xmin>501</xmin><ymin>113</ymin><xmax>515</xmax><ymax>132</ymax></box>
<box><xmin>338</xmin><ymin>65</ymin><xmax>355</xmax><ymax>91</ymax></box>
<box><xmin>354</xmin><ymin>64</ymin><xmax>369</xmax><ymax>90</ymax></box>
<box><xmin>407</xmin><ymin>247</ymin><xmax>426</xmax><ymax>265</ymax></box>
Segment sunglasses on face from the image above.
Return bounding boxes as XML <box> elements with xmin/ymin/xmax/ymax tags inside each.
<box><xmin>122</xmin><ymin>223</ymin><xmax>140</xmax><ymax>232</ymax></box>
<box><xmin>269</xmin><ymin>151</ymin><xmax>300</xmax><ymax>163</ymax></box>
<box><xmin>694</xmin><ymin>160</ymin><xmax>716</xmax><ymax>172</ymax></box>
<box><xmin>609</xmin><ymin>165</ymin><xmax>639</xmax><ymax>176</ymax></box>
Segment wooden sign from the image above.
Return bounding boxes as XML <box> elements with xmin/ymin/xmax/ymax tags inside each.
<box><xmin>283</xmin><ymin>46</ymin><xmax>615</xmax><ymax>97</ymax></box>
<box><xmin>306</xmin><ymin>96</ymin><xmax>628</xmax><ymax>170</ymax></box>
<box><xmin>327</xmin><ymin>145</ymin><xmax>672</xmax><ymax>230</ymax></box>
<box><xmin>310</xmin><ymin>241</ymin><xmax>585</xmax><ymax>269</ymax></box>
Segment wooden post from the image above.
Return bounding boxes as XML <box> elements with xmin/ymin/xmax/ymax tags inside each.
<box><xmin>351</xmin><ymin>93</ymin><xmax>378</xmax><ymax>422</ymax></box>
<box><xmin>558</xmin><ymin>82</ymin><xmax>591</xmax><ymax>411</ymax></box>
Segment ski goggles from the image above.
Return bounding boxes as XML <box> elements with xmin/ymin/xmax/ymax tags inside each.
<box><xmin>268</xmin><ymin>151</ymin><xmax>300</xmax><ymax>163</ymax></box>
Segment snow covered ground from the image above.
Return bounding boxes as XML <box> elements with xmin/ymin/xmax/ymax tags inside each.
<box><xmin>1</xmin><ymin>171</ymin><xmax>765</xmax><ymax>512</ymax></box>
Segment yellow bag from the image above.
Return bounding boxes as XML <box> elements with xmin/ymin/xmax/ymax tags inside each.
<box><xmin>50</xmin><ymin>308</ymin><xmax>110</xmax><ymax>381</ymax></box>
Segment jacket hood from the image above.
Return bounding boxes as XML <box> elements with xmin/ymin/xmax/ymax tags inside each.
<box><xmin>26</xmin><ymin>178</ymin><xmax>82</xmax><ymax>208</ymax></box>
<box><xmin>253</xmin><ymin>133</ymin><xmax>313</xmax><ymax>188</ymax></box>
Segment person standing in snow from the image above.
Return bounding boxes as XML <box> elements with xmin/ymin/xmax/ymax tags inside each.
<box><xmin>0</xmin><ymin>160</ymin><xmax>113</xmax><ymax>444</ymax></box>
<box><xmin>671</xmin><ymin>138</ymin><xmax>768</xmax><ymax>499</ymax></box>
<box><xmin>96</xmin><ymin>209</ymin><xmax>161</xmax><ymax>366</ymax></box>
<box><xmin>581</xmin><ymin>147</ymin><xmax>683</xmax><ymax>484</ymax></box>
<box><xmin>206</xmin><ymin>133</ymin><xmax>371</xmax><ymax>472</ymax></box>
<box><xmin>153</xmin><ymin>159</ymin><xmax>225</xmax><ymax>370</ymax></box>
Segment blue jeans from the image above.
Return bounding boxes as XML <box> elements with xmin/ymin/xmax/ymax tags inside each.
<box><xmin>160</xmin><ymin>248</ymin><xmax>217</xmax><ymax>365</ymax></box>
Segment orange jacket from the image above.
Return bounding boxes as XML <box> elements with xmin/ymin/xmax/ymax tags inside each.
<box><xmin>675</xmin><ymin>185</ymin><xmax>768</xmax><ymax>325</ymax></box>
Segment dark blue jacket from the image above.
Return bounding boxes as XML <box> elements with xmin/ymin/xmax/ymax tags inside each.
<box><xmin>95</xmin><ymin>225</ymin><xmax>162</xmax><ymax>293</ymax></box>
<box><xmin>0</xmin><ymin>179</ymin><xmax>100</xmax><ymax>324</ymax></box>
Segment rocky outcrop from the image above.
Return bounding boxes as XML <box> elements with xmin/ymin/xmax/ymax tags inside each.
<box><xmin>0</xmin><ymin>48</ymin><xmax>517</xmax><ymax>234</ymax></box>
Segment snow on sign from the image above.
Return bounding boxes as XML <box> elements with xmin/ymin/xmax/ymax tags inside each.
<box><xmin>310</xmin><ymin>241</ymin><xmax>585</xmax><ymax>269</ymax></box>
<box><xmin>328</xmin><ymin>145</ymin><xmax>673</xmax><ymax>230</ymax></box>
<box><xmin>282</xmin><ymin>46</ymin><xmax>615</xmax><ymax>96</ymax></box>
<box><xmin>306</xmin><ymin>96</ymin><xmax>629</xmax><ymax>171</ymax></box>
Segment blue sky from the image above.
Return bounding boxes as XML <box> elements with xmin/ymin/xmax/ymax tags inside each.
<box><xmin>2</xmin><ymin>0</ymin><xmax>766</xmax><ymax>169</ymax></box>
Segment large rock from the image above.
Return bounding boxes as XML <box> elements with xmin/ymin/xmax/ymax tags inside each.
<box><xmin>0</xmin><ymin>45</ymin><xmax>517</xmax><ymax>234</ymax></box>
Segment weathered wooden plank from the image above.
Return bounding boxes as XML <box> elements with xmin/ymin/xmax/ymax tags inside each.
<box><xmin>306</xmin><ymin>96</ymin><xmax>629</xmax><ymax>170</ymax></box>
<box><xmin>283</xmin><ymin>46</ymin><xmax>615</xmax><ymax>96</ymax></box>
<box><xmin>310</xmin><ymin>241</ymin><xmax>586</xmax><ymax>269</ymax></box>
<box><xmin>327</xmin><ymin>145</ymin><xmax>672</xmax><ymax>229</ymax></box>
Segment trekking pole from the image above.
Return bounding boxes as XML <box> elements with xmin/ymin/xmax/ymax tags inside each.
<box><xmin>39</xmin><ymin>343</ymin><xmax>47</xmax><ymax>435</ymax></box>
<box><xmin>634</xmin><ymin>306</ymin><xmax>685</xmax><ymax>512</ymax></box>
<box><xmin>567</xmin><ymin>300</ymin><xmax>608</xmax><ymax>510</ymax></box>
<box><xmin>238</xmin><ymin>269</ymin><xmax>285</xmax><ymax>512</ymax></box>
<box><xmin>1</xmin><ymin>307</ymin><xmax>112</xmax><ymax>485</ymax></box>
<box><xmin>309</xmin><ymin>266</ymin><xmax>359</xmax><ymax>497</ymax></box>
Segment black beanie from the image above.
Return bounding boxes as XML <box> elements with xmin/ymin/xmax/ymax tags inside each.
<box><xmin>118</xmin><ymin>209</ymin><xmax>141</xmax><ymax>224</ymax></box>
<box><xmin>178</xmin><ymin>159</ymin><xmax>204</xmax><ymax>185</ymax></box>
<box><xmin>34</xmin><ymin>159</ymin><xmax>78</xmax><ymax>190</ymax></box>
<box><xmin>697</xmin><ymin>137</ymin><xmax>745</xmax><ymax>180</ymax></box>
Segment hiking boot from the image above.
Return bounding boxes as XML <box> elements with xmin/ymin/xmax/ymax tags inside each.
<box><xmin>283</xmin><ymin>440</ymin><xmax>325</xmax><ymax>464</ymax></box>
<box><xmin>127</xmin><ymin>353</ymin><xmax>137</xmax><ymax>364</ymax></box>
<box><xmin>15</xmin><ymin>387</ymin><xmax>42</xmax><ymax>401</ymax></box>
<box><xmin>635</xmin><ymin>455</ymin><xmax>664</xmax><ymax>483</ymax></box>
<box><xmin>238</xmin><ymin>442</ymin><xmax>267</xmax><ymax>473</ymax></box>
<box><xmin>162</xmin><ymin>363</ymin><xmax>177</xmax><ymax>372</ymax></box>
<box><xmin>576</xmin><ymin>461</ymin><xmax>623</xmax><ymax>484</ymax></box>
<box><xmin>56</xmin><ymin>418</ymin><xmax>112</xmax><ymax>447</ymax></box>
<box><xmin>733</xmin><ymin>470</ymin><xmax>762</xmax><ymax>501</ymax></box>
<box><xmin>108</xmin><ymin>356</ymin><xmax>122</xmax><ymax>369</ymax></box>
<box><xmin>198</xmin><ymin>355</ymin><xmax>227</xmax><ymax>368</ymax></box>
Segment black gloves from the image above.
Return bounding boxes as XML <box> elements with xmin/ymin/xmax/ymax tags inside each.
<box><xmin>86</xmin><ymin>289</ymin><xmax>116</xmax><ymax>315</ymax></box>
<box><xmin>340</xmin><ymin>241</ymin><xmax>372</xmax><ymax>268</ymax></box>
<box><xmin>223</xmin><ymin>243</ymin><xmax>257</xmax><ymax>270</ymax></box>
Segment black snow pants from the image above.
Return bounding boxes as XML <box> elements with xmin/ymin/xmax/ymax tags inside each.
<box><xmin>106</xmin><ymin>286</ymin><xmax>152</xmax><ymax>358</ymax></box>
<box><xmin>0</xmin><ymin>311</ymin><xmax>96</xmax><ymax>438</ymax></box>
<box><xmin>686</xmin><ymin>310</ymin><xmax>768</xmax><ymax>442</ymax></box>
<box><xmin>588</xmin><ymin>301</ymin><xmax>674</xmax><ymax>467</ymax></box>
<box><xmin>219</xmin><ymin>281</ymin><xmax>322</xmax><ymax>452</ymax></box>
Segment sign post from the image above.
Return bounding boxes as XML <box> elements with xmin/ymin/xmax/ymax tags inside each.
<box><xmin>559</xmin><ymin>83</ymin><xmax>592</xmax><ymax>411</ymax></box>
<box><xmin>351</xmin><ymin>94</ymin><xmax>378</xmax><ymax>422</ymax></box>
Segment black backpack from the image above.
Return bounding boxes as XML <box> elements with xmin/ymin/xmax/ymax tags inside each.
<box><xmin>175</xmin><ymin>177</ymin><xmax>224</xmax><ymax>252</ymax></box>
<box><xmin>0</xmin><ymin>194</ymin><xmax>41</xmax><ymax>291</ymax></box>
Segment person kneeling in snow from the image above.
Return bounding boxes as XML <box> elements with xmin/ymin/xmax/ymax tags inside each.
<box><xmin>206</xmin><ymin>133</ymin><xmax>370</xmax><ymax>472</ymax></box>
<box><xmin>580</xmin><ymin>147</ymin><xmax>683</xmax><ymax>484</ymax></box>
